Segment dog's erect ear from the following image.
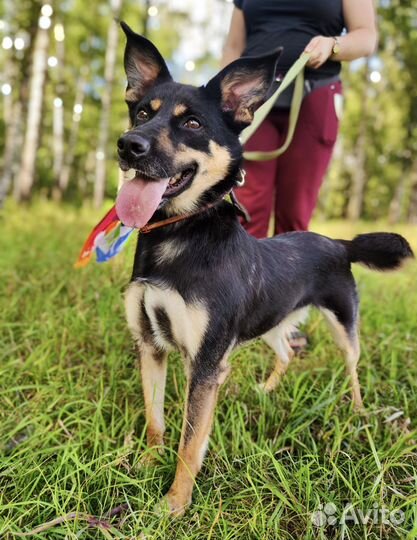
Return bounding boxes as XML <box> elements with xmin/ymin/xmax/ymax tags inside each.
<box><xmin>204</xmin><ymin>49</ymin><xmax>282</xmax><ymax>125</ymax></box>
<box><xmin>121</xmin><ymin>21</ymin><xmax>172</xmax><ymax>102</ymax></box>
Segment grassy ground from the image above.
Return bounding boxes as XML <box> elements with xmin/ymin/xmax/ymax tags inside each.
<box><xmin>1</xmin><ymin>201</ymin><xmax>417</xmax><ymax>540</ymax></box>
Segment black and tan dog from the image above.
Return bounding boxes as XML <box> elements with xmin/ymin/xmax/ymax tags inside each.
<box><xmin>116</xmin><ymin>23</ymin><xmax>413</xmax><ymax>515</ymax></box>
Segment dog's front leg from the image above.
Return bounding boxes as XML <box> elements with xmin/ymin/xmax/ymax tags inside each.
<box><xmin>163</xmin><ymin>377</ymin><xmax>219</xmax><ymax>515</ymax></box>
<box><xmin>139</xmin><ymin>343</ymin><xmax>167</xmax><ymax>459</ymax></box>
<box><xmin>159</xmin><ymin>357</ymin><xmax>229</xmax><ymax>516</ymax></box>
<box><xmin>125</xmin><ymin>284</ymin><xmax>168</xmax><ymax>457</ymax></box>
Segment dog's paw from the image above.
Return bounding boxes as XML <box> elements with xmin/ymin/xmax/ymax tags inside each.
<box><xmin>257</xmin><ymin>380</ymin><xmax>279</xmax><ymax>393</ymax></box>
<box><xmin>257</xmin><ymin>382</ymin><xmax>268</xmax><ymax>393</ymax></box>
<box><xmin>154</xmin><ymin>490</ymin><xmax>191</xmax><ymax>518</ymax></box>
<box><xmin>257</xmin><ymin>382</ymin><xmax>269</xmax><ymax>393</ymax></box>
<box><xmin>138</xmin><ymin>446</ymin><xmax>165</xmax><ymax>468</ymax></box>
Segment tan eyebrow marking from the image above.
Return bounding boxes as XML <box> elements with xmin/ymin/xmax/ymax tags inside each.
<box><xmin>150</xmin><ymin>98</ymin><xmax>162</xmax><ymax>111</ymax></box>
<box><xmin>173</xmin><ymin>104</ymin><xmax>188</xmax><ymax>117</ymax></box>
<box><xmin>157</xmin><ymin>128</ymin><xmax>175</xmax><ymax>156</ymax></box>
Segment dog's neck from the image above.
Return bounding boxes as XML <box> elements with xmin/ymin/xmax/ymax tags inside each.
<box><xmin>141</xmin><ymin>192</ymin><xmax>232</xmax><ymax>234</ymax></box>
<box><xmin>131</xmin><ymin>189</ymin><xmax>247</xmax><ymax>284</ymax></box>
<box><xmin>143</xmin><ymin>169</ymin><xmax>247</xmax><ymax>233</ymax></box>
<box><xmin>130</xmin><ymin>166</ymin><xmax>250</xmax><ymax>284</ymax></box>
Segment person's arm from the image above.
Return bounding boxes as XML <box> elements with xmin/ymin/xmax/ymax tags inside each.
<box><xmin>304</xmin><ymin>0</ymin><xmax>377</xmax><ymax>69</ymax></box>
<box><xmin>220</xmin><ymin>7</ymin><xmax>246</xmax><ymax>68</ymax></box>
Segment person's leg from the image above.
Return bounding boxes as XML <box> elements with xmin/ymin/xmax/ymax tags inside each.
<box><xmin>236</xmin><ymin>115</ymin><xmax>281</xmax><ymax>239</ymax></box>
<box><xmin>274</xmin><ymin>82</ymin><xmax>342</xmax><ymax>234</ymax></box>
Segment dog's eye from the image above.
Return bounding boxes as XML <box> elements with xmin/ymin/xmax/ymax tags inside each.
<box><xmin>183</xmin><ymin>117</ymin><xmax>201</xmax><ymax>130</ymax></box>
<box><xmin>137</xmin><ymin>109</ymin><xmax>149</xmax><ymax>121</ymax></box>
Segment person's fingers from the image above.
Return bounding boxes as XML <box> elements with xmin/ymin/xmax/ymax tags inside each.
<box><xmin>305</xmin><ymin>36</ymin><xmax>334</xmax><ymax>67</ymax></box>
<box><xmin>306</xmin><ymin>49</ymin><xmax>323</xmax><ymax>67</ymax></box>
<box><xmin>307</xmin><ymin>40</ymin><xmax>332</xmax><ymax>68</ymax></box>
<box><xmin>304</xmin><ymin>36</ymin><xmax>320</xmax><ymax>53</ymax></box>
<box><xmin>314</xmin><ymin>55</ymin><xmax>325</xmax><ymax>68</ymax></box>
<box><xmin>308</xmin><ymin>57</ymin><xmax>323</xmax><ymax>69</ymax></box>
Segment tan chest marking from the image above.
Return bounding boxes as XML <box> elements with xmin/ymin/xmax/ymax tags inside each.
<box><xmin>144</xmin><ymin>286</ymin><xmax>209</xmax><ymax>360</ymax></box>
<box><xmin>154</xmin><ymin>239</ymin><xmax>186</xmax><ymax>265</ymax></box>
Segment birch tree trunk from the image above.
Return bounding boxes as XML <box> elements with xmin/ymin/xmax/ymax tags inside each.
<box><xmin>57</xmin><ymin>76</ymin><xmax>86</xmax><ymax>196</ymax></box>
<box><xmin>406</xmin><ymin>158</ymin><xmax>417</xmax><ymax>223</ymax></box>
<box><xmin>93</xmin><ymin>0</ymin><xmax>123</xmax><ymax>209</ymax></box>
<box><xmin>52</xmin><ymin>99</ymin><xmax>64</xmax><ymax>187</ymax></box>
<box><xmin>15</xmin><ymin>10</ymin><xmax>50</xmax><ymax>201</ymax></box>
<box><xmin>0</xmin><ymin>0</ymin><xmax>19</xmax><ymax>205</ymax></box>
<box><xmin>143</xmin><ymin>0</ymin><xmax>151</xmax><ymax>38</ymax></box>
<box><xmin>389</xmin><ymin>128</ymin><xmax>415</xmax><ymax>224</ymax></box>
<box><xmin>52</xmin><ymin>37</ymin><xmax>65</xmax><ymax>189</ymax></box>
<box><xmin>388</xmin><ymin>176</ymin><xmax>407</xmax><ymax>224</ymax></box>
<box><xmin>0</xmin><ymin>58</ymin><xmax>19</xmax><ymax>205</ymax></box>
<box><xmin>0</xmin><ymin>101</ymin><xmax>23</xmax><ymax>205</ymax></box>
<box><xmin>346</xmin><ymin>64</ymin><xmax>369</xmax><ymax>221</ymax></box>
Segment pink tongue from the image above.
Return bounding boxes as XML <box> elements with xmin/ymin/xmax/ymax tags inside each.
<box><xmin>116</xmin><ymin>177</ymin><xmax>170</xmax><ymax>228</ymax></box>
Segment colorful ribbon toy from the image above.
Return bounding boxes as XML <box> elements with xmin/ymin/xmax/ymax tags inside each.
<box><xmin>75</xmin><ymin>205</ymin><xmax>134</xmax><ymax>268</ymax></box>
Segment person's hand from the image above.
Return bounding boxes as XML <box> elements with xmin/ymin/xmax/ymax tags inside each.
<box><xmin>304</xmin><ymin>36</ymin><xmax>335</xmax><ymax>69</ymax></box>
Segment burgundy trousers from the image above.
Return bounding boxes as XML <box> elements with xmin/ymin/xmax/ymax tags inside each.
<box><xmin>237</xmin><ymin>81</ymin><xmax>342</xmax><ymax>238</ymax></box>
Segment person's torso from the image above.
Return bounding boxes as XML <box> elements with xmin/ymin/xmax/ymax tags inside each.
<box><xmin>236</xmin><ymin>0</ymin><xmax>345</xmax><ymax>80</ymax></box>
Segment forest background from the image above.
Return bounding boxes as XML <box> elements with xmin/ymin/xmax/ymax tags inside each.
<box><xmin>0</xmin><ymin>0</ymin><xmax>416</xmax><ymax>223</ymax></box>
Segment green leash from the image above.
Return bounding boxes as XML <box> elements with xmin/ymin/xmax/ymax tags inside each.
<box><xmin>241</xmin><ymin>52</ymin><xmax>310</xmax><ymax>161</ymax></box>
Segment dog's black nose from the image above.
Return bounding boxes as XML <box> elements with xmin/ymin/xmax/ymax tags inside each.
<box><xmin>117</xmin><ymin>132</ymin><xmax>150</xmax><ymax>160</ymax></box>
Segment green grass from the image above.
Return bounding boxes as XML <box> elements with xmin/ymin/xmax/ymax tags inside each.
<box><xmin>1</xmin><ymin>201</ymin><xmax>417</xmax><ymax>539</ymax></box>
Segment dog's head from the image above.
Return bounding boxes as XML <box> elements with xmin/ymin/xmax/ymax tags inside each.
<box><xmin>116</xmin><ymin>22</ymin><xmax>281</xmax><ymax>228</ymax></box>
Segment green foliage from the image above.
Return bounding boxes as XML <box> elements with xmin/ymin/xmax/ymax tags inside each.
<box><xmin>323</xmin><ymin>2</ymin><xmax>417</xmax><ymax>221</ymax></box>
<box><xmin>1</xmin><ymin>1</ymin><xmax>417</xmax><ymax>219</ymax></box>
<box><xmin>1</xmin><ymin>203</ymin><xmax>417</xmax><ymax>538</ymax></box>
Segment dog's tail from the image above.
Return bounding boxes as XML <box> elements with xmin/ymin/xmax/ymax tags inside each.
<box><xmin>340</xmin><ymin>233</ymin><xmax>414</xmax><ymax>271</ymax></box>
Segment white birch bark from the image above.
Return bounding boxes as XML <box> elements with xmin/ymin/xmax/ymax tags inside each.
<box><xmin>0</xmin><ymin>0</ymin><xmax>19</xmax><ymax>204</ymax></box>
<box><xmin>347</xmin><ymin>64</ymin><xmax>369</xmax><ymax>221</ymax></box>
<box><xmin>52</xmin><ymin>38</ymin><xmax>65</xmax><ymax>187</ymax></box>
<box><xmin>93</xmin><ymin>0</ymin><xmax>123</xmax><ymax>208</ymax></box>
<box><xmin>57</xmin><ymin>76</ymin><xmax>86</xmax><ymax>195</ymax></box>
<box><xmin>15</xmin><ymin>9</ymin><xmax>50</xmax><ymax>200</ymax></box>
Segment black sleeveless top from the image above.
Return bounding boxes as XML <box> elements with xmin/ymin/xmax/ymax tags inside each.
<box><xmin>234</xmin><ymin>0</ymin><xmax>345</xmax><ymax>80</ymax></box>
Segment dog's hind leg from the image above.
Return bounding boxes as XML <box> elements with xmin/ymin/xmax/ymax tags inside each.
<box><xmin>260</xmin><ymin>329</ymin><xmax>293</xmax><ymax>392</ymax></box>
<box><xmin>260</xmin><ymin>307</ymin><xmax>309</xmax><ymax>392</ymax></box>
<box><xmin>320</xmin><ymin>306</ymin><xmax>363</xmax><ymax>409</ymax></box>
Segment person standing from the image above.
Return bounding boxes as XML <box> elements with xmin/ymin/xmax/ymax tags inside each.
<box><xmin>221</xmin><ymin>0</ymin><xmax>377</xmax><ymax>238</ymax></box>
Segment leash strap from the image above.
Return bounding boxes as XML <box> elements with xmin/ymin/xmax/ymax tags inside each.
<box><xmin>241</xmin><ymin>52</ymin><xmax>310</xmax><ymax>162</ymax></box>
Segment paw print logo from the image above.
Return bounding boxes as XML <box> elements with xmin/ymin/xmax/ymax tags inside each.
<box><xmin>312</xmin><ymin>503</ymin><xmax>338</xmax><ymax>527</ymax></box>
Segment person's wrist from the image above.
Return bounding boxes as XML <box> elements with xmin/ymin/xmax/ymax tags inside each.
<box><xmin>330</xmin><ymin>36</ymin><xmax>341</xmax><ymax>59</ymax></box>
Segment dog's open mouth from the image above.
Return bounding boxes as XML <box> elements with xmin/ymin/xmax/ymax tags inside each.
<box><xmin>115</xmin><ymin>165</ymin><xmax>197</xmax><ymax>229</ymax></box>
<box><xmin>164</xmin><ymin>166</ymin><xmax>196</xmax><ymax>198</ymax></box>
